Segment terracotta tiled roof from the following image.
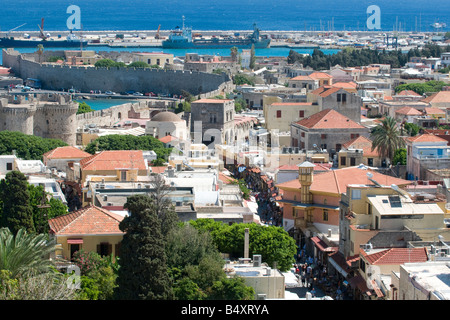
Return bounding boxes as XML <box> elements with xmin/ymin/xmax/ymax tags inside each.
<box><xmin>397</xmin><ymin>90</ymin><xmax>421</xmax><ymax>96</ymax></box>
<box><xmin>48</xmin><ymin>205</ymin><xmax>125</xmax><ymax>235</ymax></box>
<box><xmin>395</xmin><ymin>106</ymin><xmax>423</xmax><ymax>116</ymax></box>
<box><xmin>342</xmin><ymin>135</ymin><xmax>380</xmax><ymax>157</ymax></box>
<box><xmin>361</xmin><ymin>248</ymin><xmax>428</xmax><ymax>265</ymax></box>
<box><xmin>294</xmin><ymin>109</ymin><xmax>365</xmax><ymax>129</ymax></box>
<box><xmin>158</xmin><ymin>135</ymin><xmax>178</xmax><ymax>144</ymax></box>
<box><xmin>332</xmin><ymin>81</ymin><xmax>357</xmax><ymax>89</ymax></box>
<box><xmin>192</xmin><ymin>99</ymin><xmax>233</xmax><ymax>104</ymax></box>
<box><xmin>149</xmin><ymin>166</ymin><xmax>167</xmax><ymax>174</ymax></box>
<box><xmin>43</xmin><ymin>146</ymin><xmax>92</xmax><ymax>159</ymax></box>
<box><xmin>405</xmin><ymin>134</ymin><xmax>448</xmax><ymax>144</ymax></box>
<box><xmin>308</xmin><ymin>71</ymin><xmax>333</xmax><ymax>79</ymax></box>
<box><xmin>423</xmin><ymin>107</ymin><xmax>446</xmax><ymax>115</ymax></box>
<box><xmin>219</xmin><ymin>172</ymin><xmax>237</xmax><ymax>184</ymax></box>
<box><xmin>80</xmin><ymin>150</ymin><xmax>147</xmax><ymax>171</ymax></box>
<box><xmin>421</xmin><ymin>91</ymin><xmax>450</xmax><ymax>104</ymax></box>
<box><xmin>270</xmin><ymin>102</ymin><xmax>313</xmax><ymax>106</ymax></box>
<box><xmin>290</xmin><ymin>75</ymin><xmax>314</xmax><ymax>81</ymax></box>
<box><xmin>276</xmin><ymin>166</ymin><xmax>412</xmax><ymax>194</ymax></box>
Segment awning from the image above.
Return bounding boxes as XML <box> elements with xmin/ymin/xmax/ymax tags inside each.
<box><xmin>67</xmin><ymin>238</ymin><xmax>83</xmax><ymax>244</ymax></box>
<box><xmin>370</xmin><ymin>279</ymin><xmax>384</xmax><ymax>298</ymax></box>
<box><xmin>348</xmin><ymin>274</ymin><xmax>371</xmax><ymax>296</ymax></box>
<box><xmin>329</xmin><ymin>255</ymin><xmax>349</xmax><ymax>277</ymax></box>
<box><xmin>311</xmin><ymin>236</ymin><xmax>338</xmax><ymax>253</ymax></box>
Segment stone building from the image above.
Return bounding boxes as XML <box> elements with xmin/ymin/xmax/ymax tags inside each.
<box><xmin>190</xmin><ymin>99</ymin><xmax>236</xmax><ymax>145</ymax></box>
<box><xmin>290</xmin><ymin>109</ymin><xmax>370</xmax><ymax>157</ymax></box>
<box><xmin>0</xmin><ymin>92</ymin><xmax>78</xmax><ymax>145</ymax></box>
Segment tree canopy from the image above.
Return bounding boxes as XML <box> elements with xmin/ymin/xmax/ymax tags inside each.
<box><xmin>370</xmin><ymin>116</ymin><xmax>405</xmax><ymax>164</ymax></box>
<box><xmin>287</xmin><ymin>44</ymin><xmax>450</xmax><ymax>70</ymax></box>
<box><xmin>189</xmin><ymin>219</ymin><xmax>297</xmax><ymax>272</ymax></box>
<box><xmin>84</xmin><ymin>134</ymin><xmax>172</xmax><ymax>163</ymax></box>
<box><xmin>0</xmin><ymin>131</ymin><xmax>67</xmax><ymax>161</ymax></box>
<box><xmin>395</xmin><ymin>80</ymin><xmax>447</xmax><ymax>95</ymax></box>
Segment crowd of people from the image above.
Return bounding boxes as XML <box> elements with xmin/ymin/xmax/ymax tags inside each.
<box><xmin>293</xmin><ymin>255</ymin><xmax>348</xmax><ymax>300</ymax></box>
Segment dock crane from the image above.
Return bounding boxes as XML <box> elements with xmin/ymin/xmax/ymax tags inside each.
<box><xmin>155</xmin><ymin>24</ymin><xmax>161</xmax><ymax>39</ymax></box>
<box><xmin>37</xmin><ymin>18</ymin><xmax>49</xmax><ymax>40</ymax></box>
<box><xmin>4</xmin><ymin>23</ymin><xmax>27</xmax><ymax>37</ymax></box>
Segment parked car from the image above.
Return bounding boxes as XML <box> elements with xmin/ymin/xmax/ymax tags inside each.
<box><xmin>133</xmin><ymin>92</ymin><xmax>143</xmax><ymax>96</ymax></box>
<box><xmin>105</xmin><ymin>91</ymin><xmax>116</xmax><ymax>95</ymax></box>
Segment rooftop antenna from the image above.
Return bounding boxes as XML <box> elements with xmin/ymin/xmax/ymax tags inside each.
<box><xmin>367</xmin><ymin>172</ymin><xmax>382</xmax><ymax>187</ymax></box>
<box><xmin>390</xmin><ymin>184</ymin><xmax>408</xmax><ymax>198</ymax></box>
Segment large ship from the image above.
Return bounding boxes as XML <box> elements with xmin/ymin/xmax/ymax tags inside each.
<box><xmin>162</xmin><ymin>17</ymin><xmax>270</xmax><ymax>49</ymax></box>
<box><xmin>0</xmin><ymin>19</ymin><xmax>88</xmax><ymax>48</ymax></box>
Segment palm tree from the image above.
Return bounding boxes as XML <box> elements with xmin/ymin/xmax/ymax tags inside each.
<box><xmin>370</xmin><ymin>116</ymin><xmax>405</xmax><ymax>166</ymax></box>
<box><xmin>36</xmin><ymin>44</ymin><xmax>44</xmax><ymax>64</ymax></box>
<box><xmin>230</xmin><ymin>46</ymin><xmax>238</xmax><ymax>63</ymax></box>
<box><xmin>0</xmin><ymin>228</ymin><xmax>56</xmax><ymax>278</ymax></box>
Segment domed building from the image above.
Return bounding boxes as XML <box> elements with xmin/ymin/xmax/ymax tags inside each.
<box><xmin>145</xmin><ymin>111</ymin><xmax>188</xmax><ymax>142</ymax></box>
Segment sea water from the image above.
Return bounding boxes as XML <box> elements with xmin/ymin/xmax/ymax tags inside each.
<box><xmin>0</xmin><ymin>0</ymin><xmax>447</xmax><ymax>33</ymax></box>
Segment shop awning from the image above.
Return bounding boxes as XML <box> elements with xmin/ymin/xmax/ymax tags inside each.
<box><xmin>67</xmin><ymin>238</ymin><xmax>83</xmax><ymax>244</ymax></box>
<box><xmin>311</xmin><ymin>236</ymin><xmax>338</xmax><ymax>253</ymax></box>
<box><xmin>348</xmin><ymin>274</ymin><xmax>371</xmax><ymax>296</ymax></box>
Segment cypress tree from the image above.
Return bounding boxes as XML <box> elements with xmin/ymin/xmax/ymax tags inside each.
<box><xmin>0</xmin><ymin>171</ymin><xmax>35</xmax><ymax>235</ymax></box>
<box><xmin>114</xmin><ymin>195</ymin><xmax>174</xmax><ymax>300</ymax></box>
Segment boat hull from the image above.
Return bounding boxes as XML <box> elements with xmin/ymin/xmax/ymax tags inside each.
<box><xmin>162</xmin><ymin>39</ymin><xmax>270</xmax><ymax>49</ymax></box>
<box><xmin>0</xmin><ymin>38</ymin><xmax>88</xmax><ymax>48</ymax></box>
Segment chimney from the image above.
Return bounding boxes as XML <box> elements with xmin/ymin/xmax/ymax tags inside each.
<box><xmin>244</xmin><ymin>228</ymin><xmax>249</xmax><ymax>259</ymax></box>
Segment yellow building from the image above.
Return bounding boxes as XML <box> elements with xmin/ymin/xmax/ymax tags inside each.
<box><xmin>340</xmin><ymin>184</ymin><xmax>449</xmax><ymax>258</ymax></box>
<box><xmin>48</xmin><ymin>205</ymin><xmax>124</xmax><ymax>260</ymax></box>
<box><xmin>263</xmin><ymin>102</ymin><xmax>320</xmax><ymax>132</ymax></box>
<box><xmin>132</xmin><ymin>52</ymin><xmax>174</xmax><ymax>68</ymax></box>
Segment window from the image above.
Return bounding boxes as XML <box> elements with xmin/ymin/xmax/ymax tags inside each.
<box><xmin>336</xmin><ymin>144</ymin><xmax>342</xmax><ymax>152</ymax></box>
<box><xmin>321</xmin><ymin>134</ymin><xmax>327</xmax><ymax>139</ymax></box>
<box><xmin>6</xmin><ymin>162</ymin><xmax>12</xmax><ymax>171</ymax></box>
<box><xmin>342</xmin><ymin>93</ymin><xmax>347</xmax><ymax>102</ymax></box>
<box><xmin>368</xmin><ymin>158</ymin><xmax>373</xmax><ymax>166</ymax></box>
<box><xmin>97</xmin><ymin>242</ymin><xmax>111</xmax><ymax>257</ymax></box>
<box><xmin>351</xmin><ymin>189</ymin><xmax>361</xmax><ymax>200</ymax></box>
<box><xmin>276</xmin><ymin>110</ymin><xmax>282</xmax><ymax>118</ymax></box>
<box><xmin>350</xmin><ymin>157</ymin><xmax>356</xmax><ymax>166</ymax></box>
<box><xmin>301</xmin><ymin>132</ymin><xmax>305</xmax><ymax>137</ymax></box>
<box><xmin>323</xmin><ymin>209</ymin><xmax>329</xmax><ymax>221</ymax></box>
<box><xmin>299</xmin><ymin>110</ymin><xmax>304</xmax><ymax>117</ymax></box>
<box><xmin>351</xmin><ymin>133</ymin><xmax>359</xmax><ymax>139</ymax></box>
<box><xmin>337</xmin><ymin>93</ymin><xmax>341</xmax><ymax>102</ymax></box>
<box><xmin>340</xmin><ymin>157</ymin><xmax>346</xmax><ymax>166</ymax></box>
<box><xmin>120</xmin><ymin>171</ymin><xmax>127</xmax><ymax>181</ymax></box>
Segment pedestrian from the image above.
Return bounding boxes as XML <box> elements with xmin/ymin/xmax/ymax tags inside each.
<box><xmin>301</xmin><ymin>270</ymin><xmax>306</xmax><ymax>287</ymax></box>
<box><xmin>311</xmin><ymin>287</ymin><xmax>316</xmax><ymax>297</ymax></box>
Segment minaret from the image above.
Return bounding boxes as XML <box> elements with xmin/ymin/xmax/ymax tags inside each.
<box><xmin>297</xmin><ymin>161</ymin><xmax>315</xmax><ymax>204</ymax></box>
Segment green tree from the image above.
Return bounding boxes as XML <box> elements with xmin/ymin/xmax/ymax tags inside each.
<box><xmin>76</xmin><ymin>101</ymin><xmax>94</xmax><ymax>114</ymax></box>
<box><xmin>28</xmin><ymin>184</ymin><xmax>67</xmax><ymax>234</ymax></box>
<box><xmin>370</xmin><ymin>116</ymin><xmax>405</xmax><ymax>165</ymax></box>
<box><xmin>84</xmin><ymin>134</ymin><xmax>171</xmax><ymax>163</ymax></box>
<box><xmin>114</xmin><ymin>195</ymin><xmax>174</xmax><ymax>300</ymax></box>
<box><xmin>190</xmin><ymin>220</ymin><xmax>296</xmax><ymax>272</ymax></box>
<box><xmin>173</xmin><ymin>277</ymin><xmax>207</xmax><ymax>300</ymax></box>
<box><xmin>0</xmin><ymin>228</ymin><xmax>56</xmax><ymax>278</ymax></box>
<box><xmin>0</xmin><ymin>171</ymin><xmax>35</xmax><ymax>234</ymax></box>
<box><xmin>94</xmin><ymin>59</ymin><xmax>118</xmax><ymax>68</ymax></box>
<box><xmin>403</xmin><ymin>122</ymin><xmax>421</xmax><ymax>136</ymax></box>
<box><xmin>128</xmin><ymin>61</ymin><xmax>150</xmax><ymax>68</ymax></box>
<box><xmin>233</xmin><ymin>74</ymin><xmax>255</xmax><ymax>86</ymax></box>
<box><xmin>230</xmin><ymin>46</ymin><xmax>238</xmax><ymax>62</ymax></box>
<box><xmin>249</xmin><ymin>44</ymin><xmax>256</xmax><ymax>70</ymax></box>
<box><xmin>36</xmin><ymin>44</ymin><xmax>44</xmax><ymax>64</ymax></box>
<box><xmin>0</xmin><ymin>131</ymin><xmax>67</xmax><ymax>161</ymax></box>
<box><xmin>392</xmin><ymin>148</ymin><xmax>407</xmax><ymax>166</ymax></box>
<box><xmin>209</xmin><ymin>277</ymin><xmax>255</xmax><ymax>300</ymax></box>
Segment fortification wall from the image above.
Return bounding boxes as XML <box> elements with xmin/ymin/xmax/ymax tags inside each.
<box><xmin>75</xmin><ymin>99</ymin><xmax>170</xmax><ymax>128</ymax></box>
<box><xmin>3</xmin><ymin>50</ymin><xmax>230</xmax><ymax>96</ymax></box>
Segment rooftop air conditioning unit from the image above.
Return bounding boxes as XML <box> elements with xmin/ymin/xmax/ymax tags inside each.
<box><xmin>253</xmin><ymin>254</ymin><xmax>262</xmax><ymax>267</ymax></box>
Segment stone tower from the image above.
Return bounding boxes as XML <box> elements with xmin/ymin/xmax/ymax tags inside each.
<box><xmin>0</xmin><ymin>97</ymin><xmax>36</xmax><ymax>135</ymax></box>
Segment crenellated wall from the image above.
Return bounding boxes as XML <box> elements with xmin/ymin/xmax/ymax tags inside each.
<box><xmin>2</xmin><ymin>49</ymin><xmax>232</xmax><ymax>96</ymax></box>
<box><xmin>0</xmin><ymin>92</ymin><xmax>78</xmax><ymax>145</ymax></box>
